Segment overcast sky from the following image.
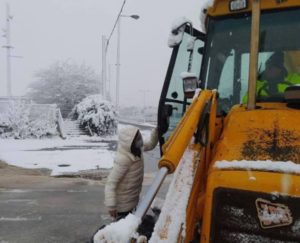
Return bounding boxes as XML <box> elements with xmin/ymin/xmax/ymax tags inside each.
<box><xmin>0</xmin><ymin>0</ymin><xmax>203</xmax><ymax>107</ymax></box>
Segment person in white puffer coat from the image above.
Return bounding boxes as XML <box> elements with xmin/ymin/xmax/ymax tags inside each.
<box><xmin>104</xmin><ymin>125</ymin><xmax>158</xmax><ymax>220</ymax></box>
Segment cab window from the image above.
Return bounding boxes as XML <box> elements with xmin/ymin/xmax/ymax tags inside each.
<box><xmin>158</xmin><ymin>28</ymin><xmax>205</xmax><ymax>146</ymax></box>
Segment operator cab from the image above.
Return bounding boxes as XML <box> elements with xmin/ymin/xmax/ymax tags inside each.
<box><xmin>158</xmin><ymin>7</ymin><xmax>300</xmax><ymax>149</ymax></box>
<box><xmin>202</xmin><ymin>7</ymin><xmax>300</xmax><ymax>111</ymax></box>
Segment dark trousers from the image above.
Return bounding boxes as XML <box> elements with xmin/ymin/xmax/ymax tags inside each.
<box><xmin>116</xmin><ymin>209</ymin><xmax>134</xmax><ymax>220</ymax></box>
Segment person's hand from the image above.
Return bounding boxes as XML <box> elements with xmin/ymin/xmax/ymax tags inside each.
<box><xmin>109</xmin><ymin>209</ymin><xmax>117</xmax><ymax>218</ymax></box>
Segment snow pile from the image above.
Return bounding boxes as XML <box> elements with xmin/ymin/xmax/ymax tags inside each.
<box><xmin>0</xmin><ymin>142</ymin><xmax>114</xmax><ymax>176</ymax></box>
<box><xmin>180</xmin><ymin>72</ymin><xmax>197</xmax><ymax>79</ymax></box>
<box><xmin>71</xmin><ymin>95</ymin><xmax>117</xmax><ymax>136</ymax></box>
<box><xmin>171</xmin><ymin>17</ymin><xmax>192</xmax><ymax>33</ymax></box>
<box><xmin>199</xmin><ymin>0</ymin><xmax>215</xmax><ymax>32</ymax></box>
<box><xmin>0</xmin><ymin>101</ymin><xmax>57</xmax><ymax>139</ymax></box>
<box><xmin>93</xmin><ymin>213</ymin><xmax>141</xmax><ymax>243</ymax></box>
<box><xmin>193</xmin><ymin>88</ymin><xmax>202</xmax><ymax>100</ymax></box>
<box><xmin>0</xmin><ymin>126</ymin><xmax>133</xmax><ymax>176</ymax></box>
<box><xmin>258</xmin><ymin>204</ymin><xmax>288</xmax><ymax>223</ymax></box>
<box><xmin>149</xmin><ymin>148</ymin><xmax>196</xmax><ymax>242</ymax></box>
<box><xmin>186</xmin><ymin>36</ymin><xmax>196</xmax><ymax>51</ymax></box>
<box><xmin>214</xmin><ymin>160</ymin><xmax>300</xmax><ymax>175</ymax></box>
<box><xmin>168</xmin><ymin>17</ymin><xmax>192</xmax><ymax>47</ymax></box>
<box><xmin>292</xmin><ymin>220</ymin><xmax>300</xmax><ymax>232</ymax></box>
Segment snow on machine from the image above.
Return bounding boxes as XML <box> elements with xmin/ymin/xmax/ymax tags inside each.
<box><xmin>94</xmin><ymin>0</ymin><xmax>300</xmax><ymax>242</ymax></box>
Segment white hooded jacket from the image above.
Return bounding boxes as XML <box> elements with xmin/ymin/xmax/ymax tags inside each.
<box><xmin>104</xmin><ymin>126</ymin><xmax>158</xmax><ymax>213</ymax></box>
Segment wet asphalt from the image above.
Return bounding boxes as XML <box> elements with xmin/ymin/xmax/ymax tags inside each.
<box><xmin>0</xmin><ymin>145</ymin><xmax>168</xmax><ymax>243</ymax></box>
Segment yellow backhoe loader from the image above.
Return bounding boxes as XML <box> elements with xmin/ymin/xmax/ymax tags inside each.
<box><xmin>154</xmin><ymin>0</ymin><xmax>300</xmax><ymax>242</ymax></box>
<box><xmin>95</xmin><ymin>0</ymin><xmax>300</xmax><ymax>242</ymax></box>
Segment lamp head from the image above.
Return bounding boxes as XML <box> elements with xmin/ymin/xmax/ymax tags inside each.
<box><xmin>130</xmin><ymin>15</ymin><xmax>140</xmax><ymax>20</ymax></box>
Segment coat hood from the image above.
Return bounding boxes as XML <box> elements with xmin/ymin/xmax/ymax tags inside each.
<box><xmin>118</xmin><ymin>125</ymin><xmax>139</xmax><ymax>152</ymax></box>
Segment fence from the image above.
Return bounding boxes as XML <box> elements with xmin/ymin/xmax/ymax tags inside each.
<box><xmin>0</xmin><ymin>99</ymin><xmax>65</xmax><ymax>138</ymax></box>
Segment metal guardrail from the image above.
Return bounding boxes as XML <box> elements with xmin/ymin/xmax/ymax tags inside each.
<box><xmin>118</xmin><ymin>118</ymin><xmax>156</xmax><ymax>130</ymax></box>
<box><xmin>56</xmin><ymin>109</ymin><xmax>66</xmax><ymax>139</ymax></box>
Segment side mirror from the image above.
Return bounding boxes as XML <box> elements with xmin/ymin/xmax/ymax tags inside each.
<box><xmin>284</xmin><ymin>85</ymin><xmax>300</xmax><ymax>108</ymax></box>
<box><xmin>181</xmin><ymin>72</ymin><xmax>198</xmax><ymax>99</ymax></box>
<box><xmin>163</xmin><ymin>104</ymin><xmax>173</xmax><ymax>117</ymax></box>
<box><xmin>160</xmin><ymin>104</ymin><xmax>173</xmax><ymax>134</ymax></box>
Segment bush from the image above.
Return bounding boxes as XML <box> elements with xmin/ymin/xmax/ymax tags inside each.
<box><xmin>0</xmin><ymin>101</ymin><xmax>58</xmax><ymax>139</ymax></box>
<box><xmin>71</xmin><ymin>95</ymin><xmax>118</xmax><ymax>136</ymax></box>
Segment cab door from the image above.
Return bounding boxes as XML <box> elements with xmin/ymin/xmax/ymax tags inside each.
<box><xmin>157</xmin><ymin>27</ymin><xmax>206</xmax><ymax>152</ymax></box>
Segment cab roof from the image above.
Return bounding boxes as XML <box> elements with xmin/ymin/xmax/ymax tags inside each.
<box><xmin>207</xmin><ymin>0</ymin><xmax>300</xmax><ymax>17</ymax></box>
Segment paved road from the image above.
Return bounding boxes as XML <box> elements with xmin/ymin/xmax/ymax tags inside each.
<box><xmin>0</xmin><ymin>147</ymin><xmax>170</xmax><ymax>243</ymax></box>
<box><xmin>0</xmin><ymin>179</ymin><xmax>106</xmax><ymax>243</ymax></box>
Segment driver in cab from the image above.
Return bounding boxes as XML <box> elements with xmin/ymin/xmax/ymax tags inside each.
<box><xmin>243</xmin><ymin>52</ymin><xmax>300</xmax><ymax>103</ymax></box>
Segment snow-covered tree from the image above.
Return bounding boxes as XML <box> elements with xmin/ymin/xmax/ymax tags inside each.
<box><xmin>71</xmin><ymin>95</ymin><xmax>117</xmax><ymax>136</ymax></box>
<box><xmin>27</xmin><ymin>61</ymin><xmax>100</xmax><ymax>117</ymax></box>
<box><xmin>0</xmin><ymin>101</ymin><xmax>58</xmax><ymax>139</ymax></box>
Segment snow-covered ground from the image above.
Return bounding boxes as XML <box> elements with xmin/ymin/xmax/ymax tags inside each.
<box><xmin>0</xmin><ymin>124</ymin><xmax>152</xmax><ymax>176</ymax></box>
<box><xmin>92</xmin><ymin>145</ymin><xmax>195</xmax><ymax>243</ymax></box>
<box><xmin>0</xmin><ymin>136</ymin><xmax>116</xmax><ymax>176</ymax></box>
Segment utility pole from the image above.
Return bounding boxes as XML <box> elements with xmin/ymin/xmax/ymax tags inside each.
<box><xmin>115</xmin><ymin>14</ymin><xmax>139</xmax><ymax>109</ymax></box>
<box><xmin>116</xmin><ymin>18</ymin><xmax>121</xmax><ymax>109</ymax></box>
<box><xmin>104</xmin><ymin>0</ymin><xmax>139</xmax><ymax>108</ymax></box>
<box><xmin>101</xmin><ymin>35</ymin><xmax>107</xmax><ymax>99</ymax></box>
<box><xmin>3</xmin><ymin>3</ymin><xmax>13</xmax><ymax>97</ymax></box>
<box><xmin>107</xmin><ymin>64</ymin><xmax>112</xmax><ymax>101</ymax></box>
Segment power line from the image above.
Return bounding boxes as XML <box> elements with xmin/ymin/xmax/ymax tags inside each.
<box><xmin>105</xmin><ymin>0</ymin><xmax>127</xmax><ymax>52</ymax></box>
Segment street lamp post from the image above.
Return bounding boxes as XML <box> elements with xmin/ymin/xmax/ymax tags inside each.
<box><xmin>101</xmin><ymin>35</ymin><xmax>107</xmax><ymax>99</ymax></box>
<box><xmin>115</xmin><ymin>14</ymin><xmax>139</xmax><ymax>109</ymax></box>
<box><xmin>3</xmin><ymin>4</ymin><xmax>13</xmax><ymax>97</ymax></box>
<box><xmin>2</xmin><ymin>4</ymin><xmax>22</xmax><ymax>98</ymax></box>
